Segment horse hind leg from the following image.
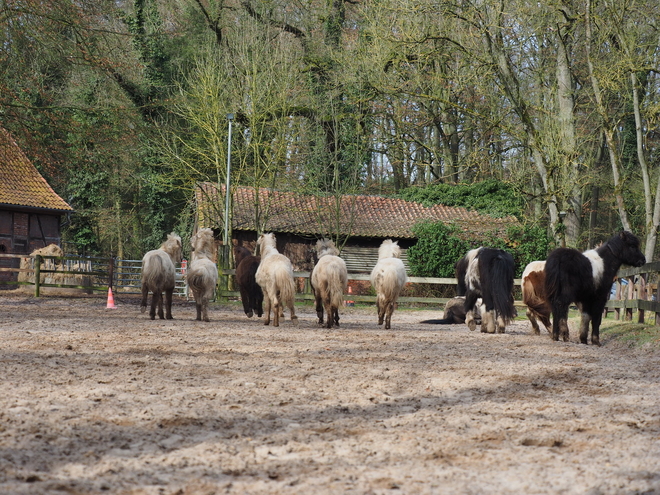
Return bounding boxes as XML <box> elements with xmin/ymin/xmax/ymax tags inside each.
<box><xmin>481</xmin><ymin>310</ymin><xmax>496</xmax><ymax>333</ymax></box>
<box><xmin>273</xmin><ymin>301</ymin><xmax>281</xmax><ymax>327</ymax></box>
<box><xmin>165</xmin><ymin>288</ymin><xmax>174</xmax><ymax>320</ymax></box>
<box><xmin>141</xmin><ymin>285</ymin><xmax>149</xmax><ymax>314</ymax></box>
<box><xmin>149</xmin><ymin>291</ymin><xmax>160</xmax><ymax>320</ymax></box>
<box><xmin>384</xmin><ymin>302</ymin><xmax>394</xmax><ymax>329</ymax></box>
<box><xmin>496</xmin><ymin>312</ymin><xmax>506</xmax><ymax>333</ymax></box>
<box><xmin>526</xmin><ymin>307</ymin><xmax>541</xmax><ymax>335</ymax></box>
<box><xmin>263</xmin><ymin>292</ymin><xmax>272</xmax><ymax>326</ymax></box>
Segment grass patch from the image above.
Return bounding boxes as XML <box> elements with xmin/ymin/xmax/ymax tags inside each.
<box><xmin>595</xmin><ymin>316</ymin><xmax>660</xmax><ymax>348</ymax></box>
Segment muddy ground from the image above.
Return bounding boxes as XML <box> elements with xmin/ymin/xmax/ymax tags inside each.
<box><xmin>1</xmin><ymin>294</ymin><xmax>660</xmax><ymax>495</ymax></box>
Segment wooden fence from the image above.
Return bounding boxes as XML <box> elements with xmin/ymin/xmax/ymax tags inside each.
<box><xmin>2</xmin><ymin>252</ymin><xmax>659</xmax><ymax>326</ymax></box>
<box><xmin>0</xmin><ymin>254</ymin><xmax>187</xmax><ymax>297</ymax></box>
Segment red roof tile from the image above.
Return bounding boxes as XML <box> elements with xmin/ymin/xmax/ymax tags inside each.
<box><xmin>196</xmin><ymin>183</ymin><xmax>517</xmax><ymax>239</ymax></box>
<box><xmin>0</xmin><ymin>127</ymin><xmax>72</xmax><ymax>212</ymax></box>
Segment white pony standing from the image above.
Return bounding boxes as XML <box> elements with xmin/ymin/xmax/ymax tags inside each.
<box><xmin>141</xmin><ymin>232</ymin><xmax>182</xmax><ymax>320</ymax></box>
<box><xmin>370</xmin><ymin>239</ymin><xmax>408</xmax><ymax>329</ymax></box>
<box><xmin>255</xmin><ymin>233</ymin><xmax>299</xmax><ymax>327</ymax></box>
<box><xmin>187</xmin><ymin>228</ymin><xmax>218</xmax><ymax>322</ymax></box>
<box><xmin>311</xmin><ymin>238</ymin><xmax>348</xmax><ymax>329</ymax></box>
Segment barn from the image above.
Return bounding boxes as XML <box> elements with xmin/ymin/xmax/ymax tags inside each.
<box><xmin>0</xmin><ymin>126</ymin><xmax>73</xmax><ymax>286</ymax></box>
<box><xmin>194</xmin><ymin>182</ymin><xmax>518</xmax><ymax>273</ymax></box>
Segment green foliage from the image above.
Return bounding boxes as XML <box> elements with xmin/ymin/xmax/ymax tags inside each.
<box><xmin>407</xmin><ymin>222</ymin><xmax>469</xmax><ymax>277</ymax></box>
<box><xmin>408</xmin><ymin>221</ymin><xmax>551</xmax><ymax>278</ymax></box>
<box><xmin>397</xmin><ymin>180</ymin><xmax>524</xmax><ymax>219</ymax></box>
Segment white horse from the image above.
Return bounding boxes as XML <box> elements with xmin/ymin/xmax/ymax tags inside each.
<box><xmin>370</xmin><ymin>239</ymin><xmax>408</xmax><ymax>329</ymax></box>
<box><xmin>187</xmin><ymin>228</ymin><xmax>218</xmax><ymax>322</ymax></box>
<box><xmin>141</xmin><ymin>233</ymin><xmax>182</xmax><ymax>320</ymax></box>
<box><xmin>311</xmin><ymin>238</ymin><xmax>348</xmax><ymax>329</ymax></box>
<box><xmin>255</xmin><ymin>233</ymin><xmax>298</xmax><ymax>327</ymax></box>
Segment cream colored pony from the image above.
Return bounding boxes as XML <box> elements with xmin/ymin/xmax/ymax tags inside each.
<box><xmin>188</xmin><ymin>228</ymin><xmax>218</xmax><ymax>322</ymax></box>
<box><xmin>311</xmin><ymin>238</ymin><xmax>348</xmax><ymax>329</ymax></box>
<box><xmin>140</xmin><ymin>233</ymin><xmax>182</xmax><ymax>320</ymax></box>
<box><xmin>255</xmin><ymin>233</ymin><xmax>298</xmax><ymax>327</ymax></box>
<box><xmin>370</xmin><ymin>239</ymin><xmax>408</xmax><ymax>329</ymax></box>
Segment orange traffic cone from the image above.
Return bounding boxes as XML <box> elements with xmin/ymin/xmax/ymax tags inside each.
<box><xmin>346</xmin><ymin>285</ymin><xmax>355</xmax><ymax>307</ymax></box>
<box><xmin>106</xmin><ymin>287</ymin><xmax>117</xmax><ymax>309</ymax></box>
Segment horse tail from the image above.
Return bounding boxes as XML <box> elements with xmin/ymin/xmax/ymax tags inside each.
<box><xmin>187</xmin><ymin>259</ymin><xmax>218</xmax><ymax>299</ymax></box>
<box><xmin>375</xmin><ymin>260</ymin><xmax>406</xmax><ymax>305</ymax></box>
<box><xmin>327</xmin><ymin>259</ymin><xmax>348</xmax><ymax>309</ymax></box>
<box><xmin>274</xmin><ymin>264</ymin><xmax>296</xmax><ymax>307</ymax></box>
<box><xmin>480</xmin><ymin>250</ymin><xmax>515</xmax><ymax>321</ymax></box>
<box><xmin>142</xmin><ymin>250</ymin><xmax>175</xmax><ymax>290</ymax></box>
<box><xmin>420</xmin><ymin>317</ymin><xmax>458</xmax><ymax>324</ymax></box>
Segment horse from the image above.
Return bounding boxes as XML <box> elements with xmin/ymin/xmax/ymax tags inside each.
<box><xmin>234</xmin><ymin>243</ymin><xmax>263</xmax><ymax>318</ymax></box>
<box><xmin>521</xmin><ymin>260</ymin><xmax>551</xmax><ymax>335</ymax></box>
<box><xmin>140</xmin><ymin>232</ymin><xmax>182</xmax><ymax>320</ymax></box>
<box><xmin>456</xmin><ymin>247</ymin><xmax>515</xmax><ymax>333</ymax></box>
<box><xmin>254</xmin><ymin>233</ymin><xmax>298</xmax><ymax>327</ymax></box>
<box><xmin>545</xmin><ymin>230</ymin><xmax>646</xmax><ymax>345</ymax></box>
<box><xmin>370</xmin><ymin>239</ymin><xmax>408</xmax><ymax>329</ymax></box>
<box><xmin>310</xmin><ymin>238</ymin><xmax>348</xmax><ymax>329</ymax></box>
<box><xmin>420</xmin><ymin>296</ymin><xmax>484</xmax><ymax>325</ymax></box>
<box><xmin>187</xmin><ymin>228</ymin><xmax>218</xmax><ymax>322</ymax></box>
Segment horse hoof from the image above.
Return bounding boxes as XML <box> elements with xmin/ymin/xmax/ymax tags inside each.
<box><xmin>292</xmin><ymin>317</ymin><xmax>299</xmax><ymax>326</ymax></box>
<box><xmin>246</xmin><ymin>311</ymin><xmax>253</xmax><ymax>318</ymax></box>
<box><xmin>140</xmin><ymin>306</ymin><xmax>146</xmax><ymax>313</ymax></box>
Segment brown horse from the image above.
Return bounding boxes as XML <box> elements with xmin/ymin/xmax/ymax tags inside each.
<box><xmin>141</xmin><ymin>233</ymin><xmax>182</xmax><ymax>320</ymax></box>
<box><xmin>234</xmin><ymin>244</ymin><xmax>263</xmax><ymax>318</ymax></box>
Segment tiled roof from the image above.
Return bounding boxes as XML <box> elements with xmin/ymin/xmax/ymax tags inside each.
<box><xmin>196</xmin><ymin>183</ymin><xmax>517</xmax><ymax>239</ymax></box>
<box><xmin>0</xmin><ymin>126</ymin><xmax>72</xmax><ymax>212</ymax></box>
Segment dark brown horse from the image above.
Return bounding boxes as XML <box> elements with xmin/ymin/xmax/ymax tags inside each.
<box><xmin>234</xmin><ymin>244</ymin><xmax>263</xmax><ymax>318</ymax></box>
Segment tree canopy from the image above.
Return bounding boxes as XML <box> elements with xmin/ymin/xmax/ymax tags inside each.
<box><xmin>1</xmin><ymin>0</ymin><xmax>659</xmax><ymax>258</ymax></box>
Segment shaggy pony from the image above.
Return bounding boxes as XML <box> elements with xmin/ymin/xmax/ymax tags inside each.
<box><xmin>255</xmin><ymin>233</ymin><xmax>298</xmax><ymax>327</ymax></box>
<box><xmin>141</xmin><ymin>233</ymin><xmax>182</xmax><ymax>320</ymax></box>
<box><xmin>456</xmin><ymin>247</ymin><xmax>515</xmax><ymax>333</ymax></box>
<box><xmin>370</xmin><ymin>239</ymin><xmax>408</xmax><ymax>329</ymax></box>
<box><xmin>310</xmin><ymin>239</ymin><xmax>348</xmax><ymax>329</ymax></box>
<box><xmin>545</xmin><ymin>231</ymin><xmax>645</xmax><ymax>345</ymax></box>
<box><xmin>187</xmin><ymin>228</ymin><xmax>218</xmax><ymax>322</ymax></box>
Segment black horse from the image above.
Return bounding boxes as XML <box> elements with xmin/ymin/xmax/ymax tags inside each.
<box><xmin>455</xmin><ymin>247</ymin><xmax>516</xmax><ymax>333</ymax></box>
<box><xmin>544</xmin><ymin>231</ymin><xmax>646</xmax><ymax>346</ymax></box>
<box><xmin>234</xmin><ymin>244</ymin><xmax>264</xmax><ymax>318</ymax></box>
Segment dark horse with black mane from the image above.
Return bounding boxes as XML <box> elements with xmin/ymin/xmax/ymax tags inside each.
<box><xmin>234</xmin><ymin>244</ymin><xmax>263</xmax><ymax>318</ymax></box>
<box><xmin>544</xmin><ymin>231</ymin><xmax>646</xmax><ymax>346</ymax></box>
<box><xmin>455</xmin><ymin>247</ymin><xmax>516</xmax><ymax>333</ymax></box>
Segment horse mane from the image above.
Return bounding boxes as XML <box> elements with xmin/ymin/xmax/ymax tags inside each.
<box><xmin>316</xmin><ymin>238</ymin><xmax>340</xmax><ymax>258</ymax></box>
<box><xmin>191</xmin><ymin>228</ymin><xmax>216</xmax><ymax>260</ymax></box>
<box><xmin>234</xmin><ymin>244</ymin><xmax>254</xmax><ymax>267</ymax></box>
<box><xmin>160</xmin><ymin>232</ymin><xmax>183</xmax><ymax>263</ymax></box>
<box><xmin>378</xmin><ymin>239</ymin><xmax>401</xmax><ymax>259</ymax></box>
<box><xmin>258</xmin><ymin>233</ymin><xmax>279</xmax><ymax>257</ymax></box>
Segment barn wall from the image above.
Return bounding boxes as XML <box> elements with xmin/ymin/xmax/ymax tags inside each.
<box><xmin>0</xmin><ymin>208</ymin><xmax>63</xmax><ymax>287</ymax></box>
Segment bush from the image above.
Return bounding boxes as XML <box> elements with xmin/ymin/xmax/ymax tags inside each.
<box><xmin>408</xmin><ymin>221</ymin><xmax>551</xmax><ymax>278</ymax></box>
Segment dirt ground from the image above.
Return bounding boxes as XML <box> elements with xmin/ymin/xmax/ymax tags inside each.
<box><xmin>1</xmin><ymin>294</ymin><xmax>660</xmax><ymax>495</ymax></box>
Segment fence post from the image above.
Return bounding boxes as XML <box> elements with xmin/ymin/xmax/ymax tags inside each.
<box><xmin>108</xmin><ymin>256</ymin><xmax>115</xmax><ymax>291</ymax></box>
<box><xmin>34</xmin><ymin>255</ymin><xmax>41</xmax><ymax>297</ymax></box>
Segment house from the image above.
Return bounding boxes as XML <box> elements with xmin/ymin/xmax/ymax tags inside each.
<box><xmin>0</xmin><ymin>126</ymin><xmax>73</xmax><ymax>285</ymax></box>
<box><xmin>194</xmin><ymin>182</ymin><xmax>518</xmax><ymax>273</ymax></box>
